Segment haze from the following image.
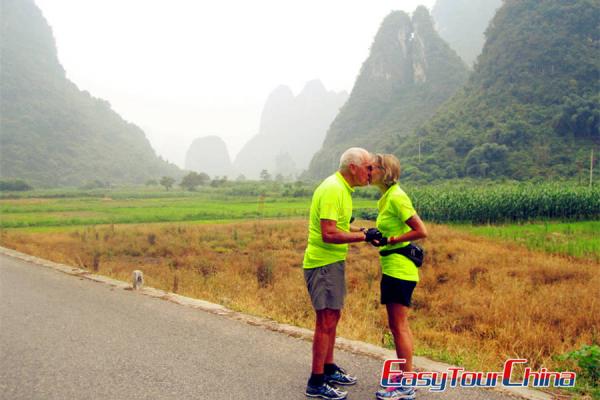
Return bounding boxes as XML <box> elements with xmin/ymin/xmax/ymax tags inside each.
<box><xmin>34</xmin><ymin>0</ymin><xmax>435</xmax><ymax>167</ymax></box>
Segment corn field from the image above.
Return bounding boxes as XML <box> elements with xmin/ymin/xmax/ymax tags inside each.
<box><xmin>356</xmin><ymin>183</ymin><xmax>600</xmax><ymax>223</ymax></box>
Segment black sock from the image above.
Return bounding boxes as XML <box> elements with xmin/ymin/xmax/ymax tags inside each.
<box><xmin>308</xmin><ymin>373</ymin><xmax>325</xmax><ymax>386</ymax></box>
<box><xmin>324</xmin><ymin>363</ymin><xmax>338</xmax><ymax>375</ymax></box>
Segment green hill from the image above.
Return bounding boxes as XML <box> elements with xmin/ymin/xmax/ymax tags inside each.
<box><xmin>396</xmin><ymin>0</ymin><xmax>599</xmax><ymax>181</ymax></box>
<box><xmin>306</xmin><ymin>7</ymin><xmax>469</xmax><ymax>179</ymax></box>
<box><xmin>0</xmin><ymin>0</ymin><xmax>181</xmax><ymax>187</ymax></box>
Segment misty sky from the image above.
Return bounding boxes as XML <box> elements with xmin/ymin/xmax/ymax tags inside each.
<box><xmin>34</xmin><ymin>0</ymin><xmax>436</xmax><ymax>167</ymax></box>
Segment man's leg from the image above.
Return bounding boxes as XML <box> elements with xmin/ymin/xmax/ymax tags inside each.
<box><xmin>325</xmin><ymin>309</ymin><xmax>341</xmax><ymax>365</ymax></box>
<box><xmin>312</xmin><ymin>308</ymin><xmax>341</xmax><ymax>373</ymax></box>
<box><xmin>305</xmin><ymin>262</ymin><xmax>352</xmax><ymax>397</ymax></box>
<box><xmin>306</xmin><ymin>308</ymin><xmax>348</xmax><ymax>398</ymax></box>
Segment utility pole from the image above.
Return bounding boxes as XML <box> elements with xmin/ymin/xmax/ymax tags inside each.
<box><xmin>590</xmin><ymin>148</ymin><xmax>594</xmax><ymax>188</ymax></box>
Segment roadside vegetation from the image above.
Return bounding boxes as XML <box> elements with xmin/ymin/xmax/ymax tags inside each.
<box><xmin>456</xmin><ymin>221</ymin><xmax>600</xmax><ymax>261</ymax></box>
<box><xmin>0</xmin><ymin>220</ymin><xmax>597</xmax><ymax>397</ymax></box>
<box><xmin>1</xmin><ymin>181</ymin><xmax>598</xmax><ymax>396</ymax></box>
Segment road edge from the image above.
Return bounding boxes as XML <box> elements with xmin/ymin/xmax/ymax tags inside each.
<box><xmin>0</xmin><ymin>246</ymin><xmax>555</xmax><ymax>400</ymax></box>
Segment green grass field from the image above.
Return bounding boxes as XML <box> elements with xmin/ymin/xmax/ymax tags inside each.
<box><xmin>456</xmin><ymin>220</ymin><xmax>600</xmax><ymax>261</ymax></box>
<box><xmin>1</xmin><ymin>187</ymin><xmax>598</xmax><ymax>261</ymax></box>
<box><xmin>0</xmin><ymin>194</ymin><xmax>378</xmax><ymax>229</ymax></box>
<box><xmin>0</xmin><ymin>196</ymin><xmax>299</xmax><ymax>228</ymax></box>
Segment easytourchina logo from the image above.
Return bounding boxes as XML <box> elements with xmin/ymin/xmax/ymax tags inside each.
<box><xmin>381</xmin><ymin>359</ymin><xmax>576</xmax><ymax>392</ymax></box>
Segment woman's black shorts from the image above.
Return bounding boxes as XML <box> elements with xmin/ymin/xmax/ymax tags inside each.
<box><xmin>380</xmin><ymin>274</ymin><xmax>417</xmax><ymax>307</ymax></box>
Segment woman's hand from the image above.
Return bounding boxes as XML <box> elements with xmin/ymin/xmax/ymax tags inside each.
<box><xmin>371</xmin><ymin>237</ymin><xmax>388</xmax><ymax>247</ymax></box>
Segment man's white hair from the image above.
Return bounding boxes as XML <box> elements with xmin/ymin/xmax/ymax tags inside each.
<box><xmin>339</xmin><ymin>147</ymin><xmax>370</xmax><ymax>172</ymax></box>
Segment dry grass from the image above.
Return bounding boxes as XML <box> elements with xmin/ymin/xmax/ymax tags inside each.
<box><xmin>1</xmin><ymin>220</ymin><xmax>598</xmax><ymax>374</ymax></box>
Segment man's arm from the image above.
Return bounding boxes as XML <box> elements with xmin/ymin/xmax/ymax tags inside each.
<box><xmin>349</xmin><ymin>216</ymin><xmax>365</xmax><ymax>233</ymax></box>
<box><xmin>349</xmin><ymin>225</ymin><xmax>366</xmax><ymax>233</ymax></box>
<box><xmin>321</xmin><ymin>219</ymin><xmax>366</xmax><ymax>244</ymax></box>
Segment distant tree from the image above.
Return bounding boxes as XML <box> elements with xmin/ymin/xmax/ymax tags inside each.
<box><xmin>160</xmin><ymin>176</ymin><xmax>175</xmax><ymax>191</ymax></box>
<box><xmin>275</xmin><ymin>173</ymin><xmax>285</xmax><ymax>182</ymax></box>
<box><xmin>465</xmin><ymin>143</ymin><xmax>509</xmax><ymax>177</ymax></box>
<box><xmin>180</xmin><ymin>172</ymin><xmax>209</xmax><ymax>191</ymax></box>
<box><xmin>210</xmin><ymin>175</ymin><xmax>228</xmax><ymax>187</ymax></box>
<box><xmin>236</xmin><ymin>174</ymin><xmax>246</xmax><ymax>182</ymax></box>
<box><xmin>145</xmin><ymin>179</ymin><xmax>158</xmax><ymax>186</ymax></box>
<box><xmin>554</xmin><ymin>94</ymin><xmax>600</xmax><ymax>138</ymax></box>
<box><xmin>260</xmin><ymin>169</ymin><xmax>272</xmax><ymax>181</ymax></box>
<box><xmin>82</xmin><ymin>180</ymin><xmax>110</xmax><ymax>189</ymax></box>
<box><xmin>198</xmin><ymin>172</ymin><xmax>210</xmax><ymax>184</ymax></box>
<box><xmin>0</xmin><ymin>179</ymin><xmax>32</xmax><ymax>191</ymax></box>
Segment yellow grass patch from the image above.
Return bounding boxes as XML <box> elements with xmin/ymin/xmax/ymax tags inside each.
<box><xmin>1</xmin><ymin>220</ymin><xmax>597</xmax><ymax>374</ymax></box>
<box><xmin>0</xmin><ymin>198</ymin><xmax>52</xmax><ymax>205</ymax></box>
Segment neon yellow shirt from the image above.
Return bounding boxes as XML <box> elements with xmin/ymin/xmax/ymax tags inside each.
<box><xmin>376</xmin><ymin>184</ymin><xmax>419</xmax><ymax>281</ymax></box>
<box><xmin>303</xmin><ymin>172</ymin><xmax>354</xmax><ymax>269</ymax></box>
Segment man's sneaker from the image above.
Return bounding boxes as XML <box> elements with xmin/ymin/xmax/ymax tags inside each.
<box><xmin>375</xmin><ymin>385</ymin><xmax>416</xmax><ymax>400</ymax></box>
<box><xmin>305</xmin><ymin>382</ymin><xmax>348</xmax><ymax>399</ymax></box>
<box><xmin>324</xmin><ymin>366</ymin><xmax>357</xmax><ymax>386</ymax></box>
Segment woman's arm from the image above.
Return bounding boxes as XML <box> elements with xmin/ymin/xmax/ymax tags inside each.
<box><xmin>388</xmin><ymin>214</ymin><xmax>428</xmax><ymax>245</ymax></box>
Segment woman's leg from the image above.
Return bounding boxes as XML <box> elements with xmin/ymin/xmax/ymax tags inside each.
<box><xmin>386</xmin><ymin>303</ymin><xmax>413</xmax><ymax>372</ymax></box>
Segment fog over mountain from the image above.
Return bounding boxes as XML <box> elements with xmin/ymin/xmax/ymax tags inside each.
<box><xmin>307</xmin><ymin>7</ymin><xmax>469</xmax><ymax>179</ymax></box>
<box><xmin>234</xmin><ymin>80</ymin><xmax>348</xmax><ymax>179</ymax></box>
<box><xmin>0</xmin><ymin>0</ymin><xmax>181</xmax><ymax>186</ymax></box>
<box><xmin>431</xmin><ymin>0</ymin><xmax>502</xmax><ymax>67</ymax></box>
<box><xmin>184</xmin><ymin>136</ymin><xmax>234</xmax><ymax>179</ymax></box>
<box><xmin>30</xmin><ymin>1</ymin><xmax>436</xmax><ymax>178</ymax></box>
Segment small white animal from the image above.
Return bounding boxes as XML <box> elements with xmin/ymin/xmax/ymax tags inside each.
<box><xmin>132</xmin><ymin>270</ymin><xmax>144</xmax><ymax>290</ymax></box>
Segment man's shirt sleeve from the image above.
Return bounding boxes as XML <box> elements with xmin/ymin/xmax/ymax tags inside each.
<box><xmin>318</xmin><ymin>186</ymin><xmax>341</xmax><ymax>221</ymax></box>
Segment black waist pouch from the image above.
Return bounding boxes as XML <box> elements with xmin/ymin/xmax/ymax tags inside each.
<box><xmin>379</xmin><ymin>243</ymin><xmax>425</xmax><ymax>267</ymax></box>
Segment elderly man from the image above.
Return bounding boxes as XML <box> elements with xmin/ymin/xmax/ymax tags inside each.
<box><xmin>303</xmin><ymin>147</ymin><xmax>380</xmax><ymax>400</ymax></box>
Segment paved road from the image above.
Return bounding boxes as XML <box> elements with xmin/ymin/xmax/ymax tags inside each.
<box><xmin>0</xmin><ymin>254</ymin><xmax>520</xmax><ymax>400</ymax></box>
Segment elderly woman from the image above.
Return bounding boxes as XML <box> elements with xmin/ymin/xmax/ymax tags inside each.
<box><xmin>370</xmin><ymin>154</ymin><xmax>428</xmax><ymax>400</ymax></box>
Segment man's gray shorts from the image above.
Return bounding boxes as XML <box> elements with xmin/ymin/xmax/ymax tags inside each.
<box><xmin>304</xmin><ymin>261</ymin><xmax>346</xmax><ymax>310</ymax></box>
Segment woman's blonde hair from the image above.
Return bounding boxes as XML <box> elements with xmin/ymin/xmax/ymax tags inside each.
<box><xmin>376</xmin><ymin>153</ymin><xmax>401</xmax><ymax>187</ymax></box>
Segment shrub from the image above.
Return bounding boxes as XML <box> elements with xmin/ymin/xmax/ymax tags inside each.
<box><xmin>559</xmin><ymin>344</ymin><xmax>600</xmax><ymax>394</ymax></box>
<box><xmin>256</xmin><ymin>256</ymin><xmax>274</xmax><ymax>288</ymax></box>
<box><xmin>0</xmin><ymin>179</ymin><xmax>32</xmax><ymax>191</ymax></box>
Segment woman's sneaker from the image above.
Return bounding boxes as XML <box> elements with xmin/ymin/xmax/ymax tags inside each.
<box><xmin>324</xmin><ymin>366</ymin><xmax>357</xmax><ymax>386</ymax></box>
<box><xmin>375</xmin><ymin>385</ymin><xmax>416</xmax><ymax>400</ymax></box>
<box><xmin>305</xmin><ymin>382</ymin><xmax>348</xmax><ymax>399</ymax></box>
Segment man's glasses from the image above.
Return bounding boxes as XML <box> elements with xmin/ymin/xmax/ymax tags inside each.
<box><xmin>353</xmin><ymin>162</ymin><xmax>374</xmax><ymax>172</ymax></box>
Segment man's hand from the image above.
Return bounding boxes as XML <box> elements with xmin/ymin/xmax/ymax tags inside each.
<box><xmin>364</xmin><ymin>228</ymin><xmax>383</xmax><ymax>242</ymax></box>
